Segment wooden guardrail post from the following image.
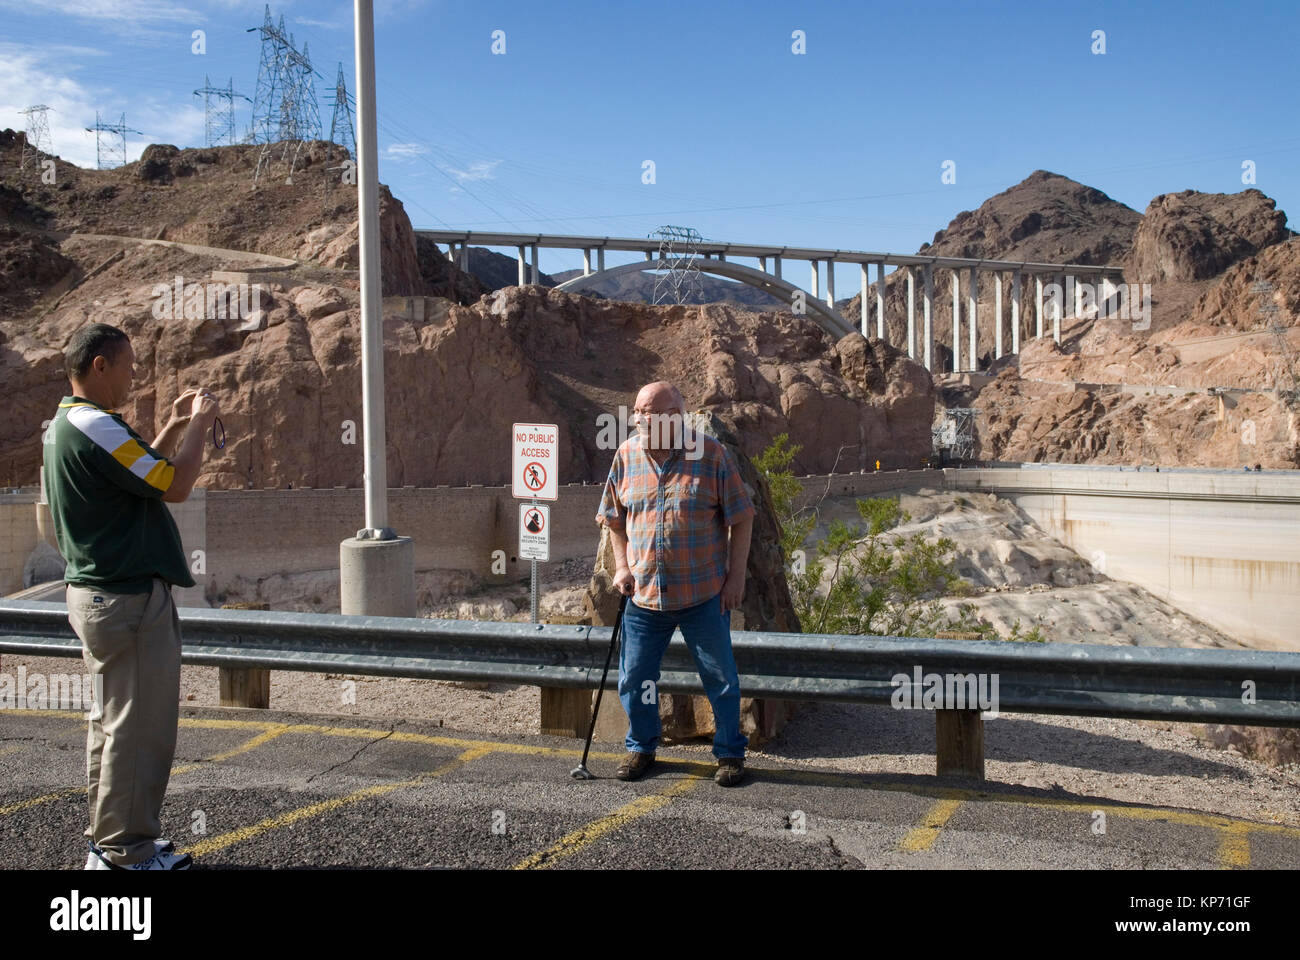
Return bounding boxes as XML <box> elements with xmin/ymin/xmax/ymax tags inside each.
<box><xmin>936</xmin><ymin>709</ymin><xmax>985</xmax><ymax>779</ymax></box>
<box><xmin>539</xmin><ymin>613</ymin><xmax>590</xmax><ymax>737</ymax></box>
<box><xmin>218</xmin><ymin>601</ymin><xmax>270</xmax><ymax>708</ymax></box>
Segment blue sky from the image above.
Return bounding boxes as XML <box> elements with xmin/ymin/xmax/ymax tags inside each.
<box><xmin>3</xmin><ymin>0</ymin><xmax>1297</xmax><ymax>282</ymax></box>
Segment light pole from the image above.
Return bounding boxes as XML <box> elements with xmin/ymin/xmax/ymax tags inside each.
<box><xmin>339</xmin><ymin>0</ymin><xmax>415</xmax><ymax>617</ymax></box>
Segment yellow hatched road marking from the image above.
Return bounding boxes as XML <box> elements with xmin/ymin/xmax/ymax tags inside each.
<box><xmin>179</xmin><ymin>746</ymin><xmax>492</xmax><ymax>860</ymax></box>
<box><xmin>513</xmin><ymin>774</ymin><xmax>705</xmax><ymax>871</ymax></box>
<box><xmin>0</xmin><ymin>724</ymin><xmax>293</xmax><ymax>816</ymax></box>
<box><xmin>899</xmin><ymin>796</ymin><xmax>964</xmax><ymax>852</ymax></box>
<box><xmin>8</xmin><ymin>711</ymin><xmax>1300</xmax><ymax>863</ymax></box>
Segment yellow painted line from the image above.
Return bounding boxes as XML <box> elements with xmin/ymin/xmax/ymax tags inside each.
<box><xmin>513</xmin><ymin>773</ymin><xmax>706</xmax><ymax>871</ymax></box>
<box><xmin>1217</xmin><ymin>823</ymin><xmax>1252</xmax><ymax>870</ymax></box>
<box><xmin>0</xmin><ymin>787</ymin><xmax>83</xmax><ymax>817</ymax></box>
<box><xmin>899</xmin><ymin>797</ymin><xmax>964</xmax><ymax>853</ymax></box>
<box><xmin>170</xmin><ymin>723</ymin><xmax>291</xmax><ymax>775</ymax></box>
<box><xmin>180</xmin><ymin>746</ymin><xmax>491</xmax><ymax>860</ymax></box>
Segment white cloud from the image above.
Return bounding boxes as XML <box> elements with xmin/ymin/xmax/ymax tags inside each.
<box><xmin>385</xmin><ymin>142</ymin><xmax>428</xmax><ymax>159</ymax></box>
<box><xmin>293</xmin><ymin>16</ymin><xmax>344</xmax><ymax>30</ymax></box>
<box><xmin>441</xmin><ymin>159</ymin><xmax>500</xmax><ymax>182</ymax></box>
<box><xmin>0</xmin><ymin>0</ymin><xmax>201</xmax><ymax>20</ymax></box>
<box><xmin>1</xmin><ymin>40</ymin><xmax>203</xmax><ymax>169</ymax></box>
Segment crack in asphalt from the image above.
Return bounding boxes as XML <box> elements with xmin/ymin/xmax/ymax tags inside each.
<box><xmin>304</xmin><ymin>726</ymin><xmax>396</xmax><ymax>784</ymax></box>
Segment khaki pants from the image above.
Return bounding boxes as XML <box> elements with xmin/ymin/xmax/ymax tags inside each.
<box><xmin>67</xmin><ymin>577</ymin><xmax>181</xmax><ymax>866</ymax></box>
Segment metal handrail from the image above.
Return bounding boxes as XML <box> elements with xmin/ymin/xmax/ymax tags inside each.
<box><xmin>2</xmin><ymin>600</ymin><xmax>1296</xmax><ymax>726</ymax></box>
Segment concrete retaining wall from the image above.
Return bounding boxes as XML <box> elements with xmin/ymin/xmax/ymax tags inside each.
<box><xmin>5</xmin><ymin>465</ymin><xmax>1297</xmax><ymax>650</ymax></box>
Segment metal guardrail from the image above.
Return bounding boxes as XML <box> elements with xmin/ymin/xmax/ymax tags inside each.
<box><xmin>2</xmin><ymin>600</ymin><xmax>1298</xmax><ymax>727</ymax></box>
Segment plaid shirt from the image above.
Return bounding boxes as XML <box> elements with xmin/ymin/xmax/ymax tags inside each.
<box><xmin>595</xmin><ymin>431</ymin><xmax>756</xmax><ymax>611</ymax></box>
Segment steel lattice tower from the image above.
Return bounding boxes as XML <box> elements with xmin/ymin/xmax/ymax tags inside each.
<box><xmin>84</xmin><ymin>112</ymin><xmax>140</xmax><ymax>170</ymax></box>
<box><xmin>19</xmin><ymin>104</ymin><xmax>52</xmax><ymax>173</ymax></box>
<box><xmin>649</xmin><ymin>225</ymin><xmax>705</xmax><ymax>306</ymax></box>
<box><xmin>328</xmin><ymin>61</ymin><xmax>357</xmax><ymax>162</ymax></box>
<box><xmin>249</xmin><ymin>6</ymin><xmax>322</xmax><ymax>183</ymax></box>
<box><xmin>194</xmin><ymin>76</ymin><xmax>250</xmax><ymax>147</ymax></box>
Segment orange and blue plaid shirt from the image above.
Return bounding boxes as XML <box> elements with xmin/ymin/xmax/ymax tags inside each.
<box><xmin>596</xmin><ymin>431</ymin><xmax>756</xmax><ymax>611</ymax></box>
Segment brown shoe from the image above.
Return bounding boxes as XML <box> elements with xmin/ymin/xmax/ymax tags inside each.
<box><xmin>715</xmin><ymin>757</ymin><xmax>745</xmax><ymax>787</ymax></box>
<box><xmin>615</xmin><ymin>751</ymin><xmax>655</xmax><ymax>781</ymax></box>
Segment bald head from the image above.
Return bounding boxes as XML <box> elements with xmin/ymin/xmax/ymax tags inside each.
<box><xmin>634</xmin><ymin>381</ymin><xmax>684</xmax><ymax>415</ymax></box>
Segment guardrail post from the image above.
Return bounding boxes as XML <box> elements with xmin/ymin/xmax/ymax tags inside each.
<box><xmin>218</xmin><ymin>601</ymin><xmax>270</xmax><ymax>708</ymax></box>
<box><xmin>935</xmin><ymin>709</ymin><xmax>984</xmax><ymax>779</ymax></box>
<box><xmin>539</xmin><ymin>613</ymin><xmax>590</xmax><ymax>737</ymax></box>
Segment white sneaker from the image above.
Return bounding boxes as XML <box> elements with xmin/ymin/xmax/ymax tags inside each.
<box><xmin>84</xmin><ymin>841</ymin><xmax>189</xmax><ymax>870</ymax></box>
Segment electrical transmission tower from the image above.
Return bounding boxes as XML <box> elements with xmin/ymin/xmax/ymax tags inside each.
<box><xmin>649</xmin><ymin>225</ymin><xmax>705</xmax><ymax>306</ymax></box>
<box><xmin>933</xmin><ymin>407</ymin><xmax>976</xmax><ymax>463</ymax></box>
<box><xmin>193</xmin><ymin>77</ymin><xmax>250</xmax><ymax>147</ymax></box>
<box><xmin>84</xmin><ymin>112</ymin><xmax>141</xmax><ymax>170</ymax></box>
<box><xmin>1253</xmin><ymin>279</ymin><xmax>1299</xmax><ymax>408</ymax></box>
<box><xmin>19</xmin><ymin>105</ymin><xmax>52</xmax><ymax>173</ymax></box>
<box><xmin>328</xmin><ymin>62</ymin><xmax>357</xmax><ymax>162</ymax></box>
<box><xmin>248</xmin><ymin>5</ymin><xmax>322</xmax><ymax>184</ymax></box>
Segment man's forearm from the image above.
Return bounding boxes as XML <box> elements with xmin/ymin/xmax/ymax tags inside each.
<box><xmin>610</xmin><ymin>527</ymin><xmax>631</xmax><ymax>572</ymax></box>
<box><xmin>165</xmin><ymin>419</ymin><xmax>209</xmax><ymax>502</ymax></box>
<box><xmin>726</xmin><ymin>517</ymin><xmax>753</xmax><ymax>580</ymax></box>
<box><xmin>151</xmin><ymin>417</ymin><xmax>189</xmax><ymax>456</ymax></box>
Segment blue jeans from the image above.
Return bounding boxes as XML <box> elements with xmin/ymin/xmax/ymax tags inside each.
<box><xmin>617</xmin><ymin>593</ymin><xmax>748</xmax><ymax>759</ymax></box>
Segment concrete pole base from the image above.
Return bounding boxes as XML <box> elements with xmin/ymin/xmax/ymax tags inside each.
<box><xmin>339</xmin><ymin>536</ymin><xmax>416</xmax><ymax>617</ymax></box>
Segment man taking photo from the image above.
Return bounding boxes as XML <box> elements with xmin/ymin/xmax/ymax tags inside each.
<box><xmin>42</xmin><ymin>322</ymin><xmax>219</xmax><ymax>870</ymax></box>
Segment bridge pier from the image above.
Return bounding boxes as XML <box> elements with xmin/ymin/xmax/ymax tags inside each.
<box><xmin>1012</xmin><ymin>271</ymin><xmax>1022</xmax><ymax>354</ymax></box>
<box><xmin>773</xmin><ymin>255</ymin><xmax>782</xmax><ymax>280</ymax></box>
<box><xmin>1054</xmin><ymin>272</ymin><xmax>1063</xmax><ymax>342</ymax></box>
<box><xmin>860</xmin><ymin>264</ymin><xmax>869</xmax><ymax>337</ymax></box>
<box><xmin>994</xmin><ymin>271</ymin><xmax>1003</xmax><ymax>360</ymax></box>
<box><xmin>951</xmin><ymin>269</ymin><xmax>961</xmax><ymax>373</ymax></box>
<box><xmin>1035</xmin><ymin>275</ymin><xmax>1044</xmax><ymax>339</ymax></box>
<box><xmin>517</xmin><ymin>245</ymin><xmax>525</xmax><ymax>286</ymax></box>
<box><xmin>530</xmin><ymin>243</ymin><xmax>539</xmax><ymax>284</ymax></box>
<box><xmin>967</xmin><ymin>265</ymin><xmax>978</xmax><ymax>372</ymax></box>
<box><xmin>598</xmin><ymin>247</ymin><xmax>605</xmax><ymax>272</ymax></box>
<box><xmin>810</xmin><ymin>260</ymin><xmax>819</xmax><ymax>301</ymax></box>
<box><xmin>906</xmin><ymin>267</ymin><xmax>915</xmax><ymax>359</ymax></box>
<box><xmin>824</xmin><ymin>259</ymin><xmax>834</xmax><ymax>308</ymax></box>
<box><xmin>582</xmin><ymin>248</ymin><xmax>591</xmax><ymax>276</ymax></box>
<box><xmin>875</xmin><ymin>262</ymin><xmax>886</xmax><ymax>340</ymax></box>
<box><xmin>923</xmin><ymin>264</ymin><xmax>934</xmax><ymax>371</ymax></box>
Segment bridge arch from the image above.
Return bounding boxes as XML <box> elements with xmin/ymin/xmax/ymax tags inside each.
<box><xmin>553</xmin><ymin>257</ymin><xmax>855</xmax><ymax>339</ymax></box>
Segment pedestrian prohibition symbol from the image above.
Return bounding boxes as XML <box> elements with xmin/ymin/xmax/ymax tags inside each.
<box><xmin>512</xmin><ymin>423</ymin><xmax>558</xmax><ymax>501</ymax></box>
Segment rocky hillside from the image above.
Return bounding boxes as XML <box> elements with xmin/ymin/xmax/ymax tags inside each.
<box><xmin>0</xmin><ymin>133</ymin><xmax>934</xmax><ymax>489</ymax></box>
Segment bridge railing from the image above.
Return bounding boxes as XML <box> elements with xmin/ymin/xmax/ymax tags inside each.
<box><xmin>2</xmin><ymin>600</ymin><xmax>1296</xmax><ymax>779</ymax></box>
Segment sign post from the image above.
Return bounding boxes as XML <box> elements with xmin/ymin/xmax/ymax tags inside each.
<box><xmin>512</xmin><ymin>423</ymin><xmax>558</xmax><ymax>623</ymax></box>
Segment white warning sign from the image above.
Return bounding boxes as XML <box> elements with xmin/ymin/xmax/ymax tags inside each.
<box><xmin>512</xmin><ymin>422</ymin><xmax>558</xmax><ymax>501</ymax></box>
<box><xmin>519</xmin><ymin>503</ymin><xmax>550</xmax><ymax>561</ymax></box>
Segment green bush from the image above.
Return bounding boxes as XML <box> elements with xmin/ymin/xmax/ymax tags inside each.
<box><xmin>755</xmin><ymin>434</ymin><xmax>1047</xmax><ymax>642</ymax></box>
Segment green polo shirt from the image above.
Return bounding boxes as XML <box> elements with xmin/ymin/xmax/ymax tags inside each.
<box><xmin>41</xmin><ymin>396</ymin><xmax>195</xmax><ymax>593</ymax></box>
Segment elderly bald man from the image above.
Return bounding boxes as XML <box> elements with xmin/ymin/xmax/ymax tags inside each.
<box><xmin>595</xmin><ymin>381</ymin><xmax>756</xmax><ymax>786</ymax></box>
